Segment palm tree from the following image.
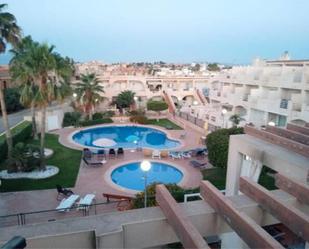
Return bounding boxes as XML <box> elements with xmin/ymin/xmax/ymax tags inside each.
<box><xmin>115</xmin><ymin>90</ymin><xmax>135</xmax><ymax>114</ymax></box>
<box><xmin>10</xmin><ymin>41</ymin><xmax>73</xmax><ymax>169</ymax></box>
<box><xmin>229</xmin><ymin>114</ymin><xmax>245</xmax><ymax>127</ymax></box>
<box><xmin>74</xmin><ymin>73</ymin><xmax>104</xmax><ymax>120</ymax></box>
<box><xmin>10</xmin><ymin>36</ymin><xmax>39</xmax><ymax>139</ymax></box>
<box><xmin>0</xmin><ymin>3</ymin><xmax>21</xmax><ymax>159</ymax></box>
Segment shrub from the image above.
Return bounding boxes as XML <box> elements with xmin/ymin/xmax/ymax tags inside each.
<box><xmin>102</xmin><ymin>110</ymin><xmax>115</xmax><ymax>118</ymax></box>
<box><xmin>7</xmin><ymin>142</ymin><xmax>40</xmax><ymax>173</ymax></box>
<box><xmin>0</xmin><ymin>121</ymin><xmax>33</xmax><ymax>162</ymax></box>
<box><xmin>0</xmin><ymin>88</ymin><xmax>24</xmax><ymax>114</ymax></box>
<box><xmin>62</xmin><ymin>112</ymin><xmax>82</xmax><ymax>127</ymax></box>
<box><xmin>147</xmin><ymin>100</ymin><xmax>168</xmax><ymax>113</ymax></box>
<box><xmin>129</xmin><ymin>115</ymin><xmax>148</xmax><ymax>124</ymax></box>
<box><xmin>132</xmin><ymin>183</ymin><xmax>198</xmax><ymax>209</ymax></box>
<box><xmin>206</xmin><ymin>127</ymin><xmax>244</xmax><ymax>169</ymax></box>
<box><xmin>92</xmin><ymin>112</ymin><xmax>103</xmax><ymax>120</ymax></box>
<box><xmin>79</xmin><ymin>118</ymin><xmax>113</xmax><ymax>127</ymax></box>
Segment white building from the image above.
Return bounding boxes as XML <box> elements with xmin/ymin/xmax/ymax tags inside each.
<box><xmin>188</xmin><ymin>55</ymin><xmax>309</xmax><ymax>130</ymax></box>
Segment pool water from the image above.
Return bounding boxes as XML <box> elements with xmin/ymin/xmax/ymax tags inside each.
<box><xmin>111</xmin><ymin>161</ymin><xmax>183</xmax><ymax>191</ymax></box>
<box><xmin>72</xmin><ymin>125</ymin><xmax>180</xmax><ymax>149</ymax></box>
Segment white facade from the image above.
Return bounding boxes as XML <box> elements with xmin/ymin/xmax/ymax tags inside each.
<box><xmin>196</xmin><ymin>57</ymin><xmax>309</xmax><ymax>129</ymax></box>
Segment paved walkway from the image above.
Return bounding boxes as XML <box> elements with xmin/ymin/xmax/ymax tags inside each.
<box><xmin>0</xmin><ymin>120</ymin><xmax>207</xmax><ymax>227</ymax></box>
<box><xmin>0</xmin><ymin>109</ymin><xmax>30</xmax><ymax>133</ymax></box>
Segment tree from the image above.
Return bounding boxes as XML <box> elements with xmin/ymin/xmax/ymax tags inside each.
<box><xmin>10</xmin><ymin>36</ymin><xmax>39</xmax><ymax>138</ymax></box>
<box><xmin>115</xmin><ymin>90</ymin><xmax>135</xmax><ymax>113</ymax></box>
<box><xmin>0</xmin><ymin>3</ymin><xmax>21</xmax><ymax>159</ymax></box>
<box><xmin>74</xmin><ymin>73</ymin><xmax>104</xmax><ymax>120</ymax></box>
<box><xmin>147</xmin><ymin>100</ymin><xmax>168</xmax><ymax>120</ymax></box>
<box><xmin>206</xmin><ymin>127</ymin><xmax>244</xmax><ymax>169</ymax></box>
<box><xmin>229</xmin><ymin>114</ymin><xmax>245</xmax><ymax>127</ymax></box>
<box><xmin>0</xmin><ymin>87</ymin><xmax>24</xmax><ymax>113</ymax></box>
<box><xmin>207</xmin><ymin>63</ymin><xmax>220</xmax><ymax>71</ymax></box>
<box><xmin>10</xmin><ymin>41</ymin><xmax>73</xmax><ymax>170</ymax></box>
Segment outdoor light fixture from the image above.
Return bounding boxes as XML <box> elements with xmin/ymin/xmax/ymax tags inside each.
<box><xmin>134</xmin><ymin>96</ymin><xmax>138</xmax><ymax>101</ymax></box>
<box><xmin>140</xmin><ymin>160</ymin><xmax>151</xmax><ymax>208</ymax></box>
<box><xmin>73</xmin><ymin>93</ymin><xmax>77</xmax><ymax>98</ymax></box>
<box><xmin>221</xmin><ymin>109</ymin><xmax>227</xmax><ymax>128</ymax></box>
<box><xmin>193</xmin><ymin>100</ymin><xmax>198</xmax><ymax>105</ymax></box>
<box><xmin>268</xmin><ymin>121</ymin><xmax>276</xmax><ymax>126</ymax></box>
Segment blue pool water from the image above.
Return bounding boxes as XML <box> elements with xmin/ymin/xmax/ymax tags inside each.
<box><xmin>72</xmin><ymin>125</ymin><xmax>180</xmax><ymax>149</ymax></box>
<box><xmin>111</xmin><ymin>162</ymin><xmax>183</xmax><ymax>191</ymax></box>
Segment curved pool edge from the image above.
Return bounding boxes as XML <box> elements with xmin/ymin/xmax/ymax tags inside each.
<box><xmin>67</xmin><ymin>123</ymin><xmax>184</xmax><ymax>151</ymax></box>
<box><xmin>104</xmin><ymin>159</ymin><xmax>190</xmax><ymax>195</ymax></box>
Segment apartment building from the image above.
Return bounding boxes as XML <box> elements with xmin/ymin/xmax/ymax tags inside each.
<box><xmin>189</xmin><ymin>55</ymin><xmax>309</xmax><ymax>130</ymax></box>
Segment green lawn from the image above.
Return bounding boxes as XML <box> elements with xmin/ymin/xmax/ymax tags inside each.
<box><xmin>0</xmin><ymin>121</ymin><xmax>31</xmax><ymax>143</ymax></box>
<box><xmin>0</xmin><ymin>134</ymin><xmax>82</xmax><ymax>192</ymax></box>
<box><xmin>202</xmin><ymin>167</ymin><xmax>227</xmax><ymax>190</ymax></box>
<box><xmin>201</xmin><ymin>166</ymin><xmax>277</xmax><ymax>191</ymax></box>
<box><xmin>147</xmin><ymin>118</ymin><xmax>183</xmax><ymax>130</ymax></box>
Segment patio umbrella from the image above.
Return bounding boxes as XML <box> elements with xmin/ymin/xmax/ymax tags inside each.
<box><xmin>125</xmin><ymin>135</ymin><xmax>139</xmax><ymax>143</ymax></box>
<box><xmin>93</xmin><ymin>138</ymin><xmax>117</xmax><ymax>147</ymax></box>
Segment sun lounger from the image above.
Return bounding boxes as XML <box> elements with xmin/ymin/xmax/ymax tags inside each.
<box><xmin>152</xmin><ymin>149</ymin><xmax>161</xmax><ymax>159</ymax></box>
<box><xmin>56</xmin><ymin>194</ymin><xmax>79</xmax><ymax>212</ymax></box>
<box><xmin>169</xmin><ymin>151</ymin><xmax>182</xmax><ymax>159</ymax></box>
<box><xmin>181</xmin><ymin>151</ymin><xmax>192</xmax><ymax>159</ymax></box>
<box><xmin>190</xmin><ymin>160</ymin><xmax>207</xmax><ymax>169</ymax></box>
<box><xmin>83</xmin><ymin>157</ymin><xmax>105</xmax><ymax>167</ymax></box>
<box><xmin>78</xmin><ymin>194</ymin><xmax>96</xmax><ymax>211</ymax></box>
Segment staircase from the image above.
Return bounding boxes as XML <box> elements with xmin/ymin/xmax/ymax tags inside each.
<box><xmin>196</xmin><ymin>89</ymin><xmax>209</xmax><ymax>105</ymax></box>
<box><xmin>163</xmin><ymin>91</ymin><xmax>176</xmax><ymax>113</ymax></box>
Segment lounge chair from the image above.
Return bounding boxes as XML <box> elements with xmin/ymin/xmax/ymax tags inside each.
<box><xmin>97</xmin><ymin>150</ymin><xmax>106</xmax><ymax>160</ymax></box>
<box><xmin>181</xmin><ymin>151</ymin><xmax>192</xmax><ymax>159</ymax></box>
<box><xmin>109</xmin><ymin>148</ymin><xmax>116</xmax><ymax>159</ymax></box>
<box><xmin>83</xmin><ymin>148</ymin><xmax>92</xmax><ymax>159</ymax></box>
<box><xmin>78</xmin><ymin>194</ymin><xmax>96</xmax><ymax>212</ymax></box>
<box><xmin>169</xmin><ymin>151</ymin><xmax>182</xmax><ymax>160</ymax></box>
<box><xmin>56</xmin><ymin>184</ymin><xmax>74</xmax><ymax>200</ymax></box>
<box><xmin>143</xmin><ymin>148</ymin><xmax>152</xmax><ymax>157</ymax></box>
<box><xmin>56</xmin><ymin>194</ymin><xmax>80</xmax><ymax>212</ymax></box>
<box><xmin>152</xmin><ymin>149</ymin><xmax>161</xmax><ymax>159</ymax></box>
<box><xmin>83</xmin><ymin>156</ymin><xmax>105</xmax><ymax>167</ymax></box>
<box><xmin>190</xmin><ymin>160</ymin><xmax>207</xmax><ymax>169</ymax></box>
<box><xmin>117</xmin><ymin>148</ymin><xmax>124</xmax><ymax>157</ymax></box>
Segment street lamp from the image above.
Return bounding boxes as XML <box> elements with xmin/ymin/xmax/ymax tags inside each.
<box><xmin>221</xmin><ymin>108</ymin><xmax>227</xmax><ymax>128</ymax></box>
<box><xmin>140</xmin><ymin>160</ymin><xmax>151</xmax><ymax>208</ymax></box>
<box><xmin>72</xmin><ymin>93</ymin><xmax>77</xmax><ymax>98</ymax></box>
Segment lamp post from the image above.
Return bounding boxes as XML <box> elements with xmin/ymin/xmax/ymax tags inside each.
<box><xmin>140</xmin><ymin>160</ymin><xmax>151</xmax><ymax>208</ymax></box>
<box><xmin>134</xmin><ymin>96</ymin><xmax>138</xmax><ymax>110</ymax></box>
<box><xmin>221</xmin><ymin>108</ymin><xmax>227</xmax><ymax>128</ymax></box>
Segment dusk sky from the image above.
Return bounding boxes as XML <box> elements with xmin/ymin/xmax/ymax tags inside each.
<box><xmin>1</xmin><ymin>0</ymin><xmax>309</xmax><ymax>64</ymax></box>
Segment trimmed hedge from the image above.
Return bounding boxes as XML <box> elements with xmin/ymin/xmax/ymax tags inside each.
<box><xmin>0</xmin><ymin>121</ymin><xmax>33</xmax><ymax>162</ymax></box>
<box><xmin>62</xmin><ymin>112</ymin><xmax>82</xmax><ymax>127</ymax></box>
<box><xmin>206</xmin><ymin>127</ymin><xmax>244</xmax><ymax>169</ymax></box>
<box><xmin>79</xmin><ymin>118</ymin><xmax>113</xmax><ymax>127</ymax></box>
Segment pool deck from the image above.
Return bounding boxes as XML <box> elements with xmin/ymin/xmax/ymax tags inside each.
<box><xmin>0</xmin><ymin>120</ymin><xmax>208</xmax><ymax>227</ymax></box>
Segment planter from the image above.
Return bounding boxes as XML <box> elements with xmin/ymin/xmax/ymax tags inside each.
<box><xmin>0</xmin><ymin>166</ymin><xmax>59</xmax><ymax>179</ymax></box>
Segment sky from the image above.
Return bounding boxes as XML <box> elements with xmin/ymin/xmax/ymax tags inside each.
<box><xmin>1</xmin><ymin>0</ymin><xmax>309</xmax><ymax>64</ymax></box>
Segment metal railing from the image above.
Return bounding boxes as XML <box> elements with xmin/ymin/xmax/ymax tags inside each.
<box><xmin>0</xmin><ymin>196</ymin><xmax>156</xmax><ymax>228</ymax></box>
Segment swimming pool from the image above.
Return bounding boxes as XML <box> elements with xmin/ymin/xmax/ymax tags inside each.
<box><xmin>72</xmin><ymin>125</ymin><xmax>181</xmax><ymax>149</ymax></box>
<box><xmin>111</xmin><ymin>161</ymin><xmax>183</xmax><ymax>191</ymax></box>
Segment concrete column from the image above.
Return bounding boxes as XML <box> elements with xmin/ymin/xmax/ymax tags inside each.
<box><xmin>225</xmin><ymin>137</ymin><xmax>243</xmax><ymax>196</ymax></box>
